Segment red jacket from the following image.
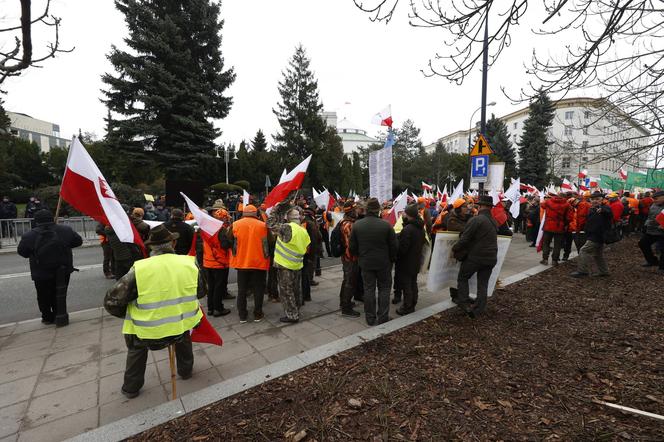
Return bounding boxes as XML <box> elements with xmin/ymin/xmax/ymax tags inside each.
<box><xmin>609</xmin><ymin>200</ymin><xmax>624</xmax><ymax>222</ymax></box>
<box><xmin>575</xmin><ymin>201</ymin><xmax>591</xmax><ymax>232</ymax></box>
<box><xmin>640</xmin><ymin>197</ymin><xmax>654</xmax><ymax>216</ymax></box>
<box><xmin>542</xmin><ymin>197</ymin><xmax>572</xmax><ymax>233</ymax></box>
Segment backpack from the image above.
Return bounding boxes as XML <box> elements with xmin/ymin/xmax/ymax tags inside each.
<box><xmin>329</xmin><ymin>221</ymin><xmax>345</xmax><ymax>258</ymax></box>
<box><xmin>34</xmin><ymin>227</ymin><xmax>67</xmax><ymax>270</ymax></box>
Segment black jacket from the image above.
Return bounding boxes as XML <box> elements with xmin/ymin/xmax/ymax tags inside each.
<box><xmin>396</xmin><ymin>217</ymin><xmax>425</xmax><ymax>275</ymax></box>
<box><xmin>452</xmin><ymin>210</ymin><xmax>498</xmax><ymax>267</ymax></box>
<box><xmin>349</xmin><ymin>214</ymin><xmax>398</xmax><ymax>270</ymax></box>
<box><xmin>585</xmin><ymin>205</ymin><xmax>612</xmax><ymax>243</ymax></box>
<box><xmin>164</xmin><ymin>219</ymin><xmax>195</xmax><ymax>255</ymax></box>
<box><xmin>17</xmin><ymin>222</ymin><xmax>83</xmax><ymax>280</ymax></box>
<box><xmin>0</xmin><ymin>201</ymin><xmax>17</xmax><ymax>219</ymax></box>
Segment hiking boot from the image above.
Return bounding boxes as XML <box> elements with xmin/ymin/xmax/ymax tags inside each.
<box><xmin>121</xmin><ymin>388</ymin><xmax>139</xmax><ymax>399</ymax></box>
<box><xmin>315</xmin><ymin>271</ymin><xmax>322</xmax><ymax>276</ymax></box>
<box><xmin>213</xmin><ymin>308</ymin><xmax>231</xmax><ymax>317</ymax></box>
<box><xmin>396</xmin><ymin>307</ymin><xmax>413</xmax><ymax>316</ymax></box>
<box><xmin>570</xmin><ymin>271</ymin><xmax>589</xmax><ymax>278</ymax></box>
<box><xmin>341</xmin><ymin>309</ymin><xmax>361</xmax><ymax>318</ymax></box>
<box><xmin>254</xmin><ymin>313</ymin><xmax>264</xmax><ymax>323</ymax></box>
<box><xmin>222</xmin><ymin>293</ymin><xmax>236</xmax><ymax>300</ymax></box>
<box><xmin>310</xmin><ymin>280</ymin><xmax>319</xmax><ymax>286</ymax></box>
<box><xmin>279</xmin><ymin>316</ymin><xmax>298</xmax><ymax>324</ymax></box>
<box><xmin>539</xmin><ymin>259</ymin><xmax>548</xmax><ymax>265</ymax></box>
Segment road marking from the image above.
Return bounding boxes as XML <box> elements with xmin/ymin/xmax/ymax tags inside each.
<box><xmin>0</xmin><ymin>264</ymin><xmax>104</xmax><ymax>280</ymax></box>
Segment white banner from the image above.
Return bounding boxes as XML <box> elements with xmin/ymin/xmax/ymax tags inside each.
<box><xmin>427</xmin><ymin>232</ymin><xmax>512</xmax><ymax>297</ymax></box>
<box><xmin>369</xmin><ymin>145</ymin><xmax>393</xmax><ymax>203</ymax></box>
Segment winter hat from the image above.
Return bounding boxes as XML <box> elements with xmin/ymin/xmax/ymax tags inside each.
<box><xmin>34</xmin><ymin>209</ymin><xmax>54</xmax><ymax>225</ymax></box>
<box><xmin>212</xmin><ymin>199</ymin><xmax>225</xmax><ymax>209</ymax></box>
<box><xmin>171</xmin><ymin>208</ymin><xmax>184</xmax><ymax>220</ymax></box>
<box><xmin>476</xmin><ymin>195</ymin><xmax>494</xmax><ymax>207</ymax></box>
<box><xmin>144</xmin><ymin>224</ymin><xmax>179</xmax><ymax>246</ymax></box>
<box><xmin>132</xmin><ymin>208</ymin><xmax>144</xmax><ymax>218</ymax></box>
<box><xmin>452</xmin><ymin>198</ymin><xmax>466</xmax><ymax>209</ymax></box>
<box><xmin>365</xmin><ymin>198</ymin><xmax>381</xmax><ymax>214</ymax></box>
<box><xmin>242</xmin><ymin>204</ymin><xmax>257</xmax><ymax>216</ymax></box>
<box><xmin>404</xmin><ymin>204</ymin><xmax>419</xmax><ymax>218</ymax></box>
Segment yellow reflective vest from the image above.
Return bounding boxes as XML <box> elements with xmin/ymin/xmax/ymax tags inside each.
<box><xmin>122</xmin><ymin>254</ymin><xmax>202</xmax><ymax>340</ymax></box>
<box><xmin>274</xmin><ymin>222</ymin><xmax>311</xmax><ymax>270</ymax></box>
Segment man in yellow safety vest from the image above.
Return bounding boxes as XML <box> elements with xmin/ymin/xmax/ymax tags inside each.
<box><xmin>267</xmin><ymin>200</ymin><xmax>311</xmax><ymax>323</ymax></box>
<box><xmin>104</xmin><ymin>225</ymin><xmax>206</xmax><ymax>399</ymax></box>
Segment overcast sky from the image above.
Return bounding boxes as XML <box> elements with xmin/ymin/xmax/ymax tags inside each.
<box><xmin>3</xmin><ymin>0</ymin><xmax>569</xmax><ymax>147</ymax></box>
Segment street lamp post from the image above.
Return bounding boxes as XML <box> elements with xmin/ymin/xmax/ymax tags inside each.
<box><xmin>216</xmin><ymin>144</ymin><xmax>238</xmax><ymax>185</ymax></box>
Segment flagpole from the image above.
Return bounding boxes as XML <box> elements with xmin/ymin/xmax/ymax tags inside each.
<box><xmin>54</xmin><ymin>196</ymin><xmax>63</xmax><ymax>224</ymax></box>
<box><xmin>55</xmin><ymin>137</ymin><xmax>77</xmax><ymax>224</ymax></box>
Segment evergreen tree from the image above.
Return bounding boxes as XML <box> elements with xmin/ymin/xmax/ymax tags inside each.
<box><xmin>252</xmin><ymin>129</ymin><xmax>268</xmax><ymax>152</ymax></box>
<box><xmin>380</xmin><ymin>119</ymin><xmax>423</xmax><ymax>183</ymax></box>
<box><xmin>102</xmin><ymin>0</ymin><xmax>235</xmax><ymax>181</ymax></box>
<box><xmin>517</xmin><ymin>90</ymin><xmax>555</xmax><ymax>188</ymax></box>
<box><xmin>485</xmin><ymin>114</ymin><xmax>517</xmax><ymax>186</ymax></box>
<box><xmin>352</xmin><ymin>151</ymin><xmax>364</xmax><ymax>193</ymax></box>
<box><xmin>273</xmin><ymin>45</ymin><xmax>343</xmax><ymax>189</ymax></box>
<box><xmin>0</xmin><ymin>99</ymin><xmax>10</xmax><ymax>133</ymax></box>
<box><xmin>339</xmin><ymin>155</ymin><xmax>354</xmax><ymax>195</ymax></box>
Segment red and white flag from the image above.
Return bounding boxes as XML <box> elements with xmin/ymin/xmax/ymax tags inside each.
<box><xmin>242</xmin><ymin>189</ymin><xmax>250</xmax><ymax>206</ymax></box>
<box><xmin>383</xmin><ymin>190</ymin><xmax>408</xmax><ymax>226</ymax></box>
<box><xmin>656</xmin><ymin>208</ymin><xmax>664</xmax><ymax>228</ymax></box>
<box><xmin>578</xmin><ymin>169</ymin><xmax>588</xmax><ymax>179</ymax></box>
<box><xmin>180</xmin><ymin>192</ymin><xmax>223</xmax><ymax>241</ymax></box>
<box><xmin>561</xmin><ymin>178</ymin><xmax>573</xmax><ymax>190</ymax></box>
<box><xmin>371</xmin><ymin>105</ymin><xmax>393</xmax><ymax>128</ymax></box>
<box><xmin>618</xmin><ymin>167</ymin><xmax>628</xmax><ymax>180</ymax></box>
<box><xmin>326</xmin><ymin>188</ymin><xmax>337</xmax><ymax>211</ymax></box>
<box><xmin>421</xmin><ymin>181</ymin><xmax>433</xmax><ymax>191</ymax></box>
<box><xmin>60</xmin><ymin>137</ymin><xmax>145</xmax><ymax>254</ymax></box>
<box><xmin>536</xmin><ymin>212</ymin><xmax>546</xmax><ymax>253</ymax></box>
<box><xmin>589</xmin><ymin>177</ymin><xmax>599</xmax><ymax>188</ymax></box>
<box><xmin>263</xmin><ymin>155</ymin><xmax>312</xmax><ymax>209</ymax></box>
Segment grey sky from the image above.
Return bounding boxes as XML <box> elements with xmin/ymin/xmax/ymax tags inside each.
<box><xmin>3</xmin><ymin>0</ymin><xmax>563</xmax><ymax>147</ymax></box>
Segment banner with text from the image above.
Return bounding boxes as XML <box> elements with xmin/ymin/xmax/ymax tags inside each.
<box><xmin>369</xmin><ymin>145</ymin><xmax>393</xmax><ymax>203</ymax></box>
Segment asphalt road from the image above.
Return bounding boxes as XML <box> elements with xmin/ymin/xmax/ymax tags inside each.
<box><xmin>0</xmin><ymin>245</ymin><xmax>340</xmax><ymax>324</ymax></box>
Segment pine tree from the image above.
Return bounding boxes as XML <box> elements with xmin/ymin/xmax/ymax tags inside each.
<box><xmin>102</xmin><ymin>0</ymin><xmax>235</xmax><ymax>181</ymax></box>
<box><xmin>273</xmin><ymin>45</ymin><xmax>343</xmax><ymax>189</ymax></box>
<box><xmin>352</xmin><ymin>151</ymin><xmax>364</xmax><ymax>193</ymax></box>
<box><xmin>0</xmin><ymin>99</ymin><xmax>10</xmax><ymax>133</ymax></box>
<box><xmin>252</xmin><ymin>129</ymin><xmax>268</xmax><ymax>152</ymax></box>
<box><xmin>486</xmin><ymin>114</ymin><xmax>517</xmax><ymax>186</ymax></box>
<box><xmin>517</xmin><ymin>90</ymin><xmax>555</xmax><ymax>188</ymax></box>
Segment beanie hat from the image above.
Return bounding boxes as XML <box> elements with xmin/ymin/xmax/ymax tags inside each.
<box><xmin>365</xmin><ymin>198</ymin><xmax>381</xmax><ymax>214</ymax></box>
<box><xmin>242</xmin><ymin>204</ymin><xmax>257</xmax><ymax>216</ymax></box>
<box><xmin>34</xmin><ymin>209</ymin><xmax>54</xmax><ymax>225</ymax></box>
<box><xmin>132</xmin><ymin>207</ymin><xmax>144</xmax><ymax>218</ymax></box>
<box><xmin>171</xmin><ymin>208</ymin><xmax>184</xmax><ymax>220</ymax></box>
<box><xmin>404</xmin><ymin>204</ymin><xmax>419</xmax><ymax>218</ymax></box>
<box><xmin>452</xmin><ymin>198</ymin><xmax>466</xmax><ymax>209</ymax></box>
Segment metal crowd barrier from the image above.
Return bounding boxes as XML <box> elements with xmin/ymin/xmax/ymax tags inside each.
<box><xmin>0</xmin><ymin>216</ymin><xmax>100</xmax><ymax>248</ymax></box>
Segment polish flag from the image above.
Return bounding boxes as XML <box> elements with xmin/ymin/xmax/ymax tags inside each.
<box><xmin>191</xmin><ymin>310</ymin><xmax>223</xmax><ymax>346</ymax></box>
<box><xmin>536</xmin><ymin>213</ymin><xmax>546</xmax><ymax>253</ymax></box>
<box><xmin>60</xmin><ymin>137</ymin><xmax>145</xmax><ymax>255</ymax></box>
<box><xmin>656</xmin><ymin>208</ymin><xmax>664</xmax><ymax>228</ymax></box>
<box><xmin>242</xmin><ymin>189</ymin><xmax>250</xmax><ymax>206</ymax></box>
<box><xmin>618</xmin><ymin>167</ymin><xmax>628</xmax><ymax>180</ymax></box>
<box><xmin>371</xmin><ymin>105</ymin><xmax>393</xmax><ymax>128</ymax></box>
<box><xmin>421</xmin><ymin>181</ymin><xmax>433</xmax><ymax>191</ymax></box>
<box><xmin>561</xmin><ymin>178</ymin><xmax>573</xmax><ymax>190</ymax></box>
<box><xmin>335</xmin><ymin>191</ymin><xmax>342</xmax><ymax>201</ymax></box>
<box><xmin>263</xmin><ymin>155</ymin><xmax>312</xmax><ymax>209</ymax></box>
<box><xmin>578</xmin><ymin>169</ymin><xmax>588</xmax><ymax>179</ymax></box>
<box><xmin>449</xmin><ymin>179</ymin><xmax>464</xmax><ymax>203</ymax></box>
<box><xmin>326</xmin><ymin>189</ymin><xmax>337</xmax><ymax>211</ymax></box>
<box><xmin>180</xmin><ymin>192</ymin><xmax>223</xmax><ymax>241</ymax></box>
<box><xmin>383</xmin><ymin>190</ymin><xmax>408</xmax><ymax>226</ymax></box>
<box><xmin>589</xmin><ymin>177</ymin><xmax>599</xmax><ymax>188</ymax></box>
<box><xmin>313</xmin><ymin>188</ymin><xmax>330</xmax><ymax>210</ymax></box>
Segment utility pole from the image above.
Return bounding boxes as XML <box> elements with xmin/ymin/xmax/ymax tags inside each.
<box><xmin>478</xmin><ymin>12</ymin><xmax>490</xmax><ymax>194</ymax></box>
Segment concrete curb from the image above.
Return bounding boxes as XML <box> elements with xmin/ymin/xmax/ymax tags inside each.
<box><xmin>66</xmin><ymin>262</ymin><xmax>552</xmax><ymax>442</ymax></box>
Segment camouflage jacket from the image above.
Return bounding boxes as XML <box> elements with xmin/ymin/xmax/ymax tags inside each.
<box><xmin>267</xmin><ymin>201</ymin><xmax>294</xmax><ymax>243</ymax></box>
<box><xmin>103</xmin><ymin>249</ymin><xmax>207</xmax><ymax>319</ymax></box>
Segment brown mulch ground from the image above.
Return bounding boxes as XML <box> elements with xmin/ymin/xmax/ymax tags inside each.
<box><xmin>129</xmin><ymin>237</ymin><xmax>664</xmax><ymax>441</ymax></box>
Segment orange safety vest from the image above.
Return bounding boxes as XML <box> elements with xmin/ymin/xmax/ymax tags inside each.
<box><xmin>229</xmin><ymin>216</ymin><xmax>270</xmax><ymax>270</ymax></box>
<box><xmin>626</xmin><ymin>197</ymin><xmax>639</xmax><ymax>214</ymax></box>
<box><xmin>431</xmin><ymin>211</ymin><xmax>448</xmax><ymax>234</ymax></box>
<box><xmin>203</xmin><ymin>234</ymin><xmax>229</xmax><ymax>269</ymax></box>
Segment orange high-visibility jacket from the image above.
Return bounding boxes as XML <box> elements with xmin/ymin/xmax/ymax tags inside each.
<box><xmin>229</xmin><ymin>216</ymin><xmax>270</xmax><ymax>270</ymax></box>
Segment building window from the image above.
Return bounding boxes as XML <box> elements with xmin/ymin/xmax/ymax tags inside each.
<box><xmin>562</xmin><ymin>157</ymin><xmax>571</xmax><ymax>168</ymax></box>
<box><xmin>564</xmin><ymin>126</ymin><xmax>573</xmax><ymax>136</ymax></box>
<box><xmin>584</xmin><ymin>110</ymin><xmax>591</xmax><ymax>119</ymax></box>
<box><xmin>513</xmin><ymin>122</ymin><xmax>517</xmax><ymax>129</ymax></box>
<box><xmin>565</xmin><ymin>111</ymin><xmax>574</xmax><ymax>120</ymax></box>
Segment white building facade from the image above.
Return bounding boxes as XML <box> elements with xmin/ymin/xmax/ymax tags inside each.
<box><xmin>425</xmin><ymin>97</ymin><xmax>650</xmax><ymax>181</ymax></box>
<box><xmin>7</xmin><ymin>111</ymin><xmax>70</xmax><ymax>153</ymax></box>
<box><xmin>322</xmin><ymin>111</ymin><xmax>379</xmax><ymax>155</ymax></box>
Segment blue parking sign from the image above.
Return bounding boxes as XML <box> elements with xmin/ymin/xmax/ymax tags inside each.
<box><xmin>471</xmin><ymin>155</ymin><xmax>489</xmax><ymax>179</ymax></box>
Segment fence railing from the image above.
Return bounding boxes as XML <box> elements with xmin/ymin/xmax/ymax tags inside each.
<box><xmin>0</xmin><ymin>217</ymin><xmax>100</xmax><ymax>248</ymax></box>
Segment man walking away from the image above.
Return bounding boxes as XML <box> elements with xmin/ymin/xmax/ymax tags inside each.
<box><xmin>540</xmin><ymin>193</ymin><xmax>573</xmax><ymax>266</ymax></box>
<box><xmin>395</xmin><ymin>204</ymin><xmax>425</xmax><ymax>316</ymax></box>
<box><xmin>268</xmin><ymin>201</ymin><xmax>311</xmax><ymax>323</ymax></box>
<box><xmin>228</xmin><ymin>204</ymin><xmax>270</xmax><ymax>323</ymax></box>
<box><xmin>0</xmin><ymin>196</ymin><xmax>17</xmax><ymax>238</ymax></box>
<box><xmin>96</xmin><ymin>222</ymin><xmax>115</xmax><ymax>279</ymax></box>
<box><xmin>17</xmin><ymin>209</ymin><xmax>82</xmax><ymax>325</ymax></box>
<box><xmin>338</xmin><ymin>201</ymin><xmax>361</xmax><ymax>317</ymax></box>
<box><xmin>164</xmin><ymin>209</ymin><xmax>195</xmax><ymax>255</ymax></box>
<box><xmin>202</xmin><ymin>208</ymin><xmax>232</xmax><ymax>317</ymax></box>
<box><xmin>349</xmin><ymin>198</ymin><xmax>398</xmax><ymax>326</ymax></box>
<box><xmin>451</xmin><ymin>196</ymin><xmax>498</xmax><ymax>318</ymax></box>
<box><xmin>571</xmin><ymin>191</ymin><xmax>612</xmax><ymax>278</ymax></box>
<box><xmin>104</xmin><ymin>225</ymin><xmax>205</xmax><ymax>399</ymax></box>
<box><xmin>638</xmin><ymin>190</ymin><xmax>664</xmax><ymax>274</ymax></box>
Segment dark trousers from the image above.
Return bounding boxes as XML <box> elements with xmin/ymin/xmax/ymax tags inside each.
<box><xmin>114</xmin><ymin>259</ymin><xmax>133</xmax><ymax>281</ymax></box>
<box><xmin>301</xmin><ymin>258</ymin><xmax>312</xmax><ymax>301</ymax></box>
<box><xmin>526</xmin><ymin>224</ymin><xmax>539</xmax><ymax>244</ymax></box>
<box><xmin>122</xmin><ymin>333</ymin><xmax>193</xmax><ymax>394</ymax></box>
<box><xmin>267</xmin><ymin>263</ymin><xmax>279</xmax><ymax>300</ymax></box>
<box><xmin>639</xmin><ymin>234</ymin><xmax>664</xmax><ymax>269</ymax></box>
<box><xmin>562</xmin><ymin>232</ymin><xmax>574</xmax><ymax>258</ymax></box>
<box><xmin>361</xmin><ymin>266</ymin><xmax>392</xmax><ymax>325</ymax></box>
<box><xmin>456</xmin><ymin>260</ymin><xmax>493</xmax><ymax>316</ymax></box>
<box><xmin>1</xmin><ymin>219</ymin><xmax>14</xmax><ymax>237</ymax></box>
<box><xmin>393</xmin><ymin>272</ymin><xmax>402</xmax><ymax>301</ymax></box>
<box><xmin>574</xmin><ymin>232</ymin><xmax>587</xmax><ymax>252</ymax></box>
<box><xmin>320</xmin><ymin>228</ymin><xmax>331</xmax><ymax>257</ymax></box>
<box><xmin>102</xmin><ymin>242</ymin><xmax>113</xmax><ymax>276</ymax></box>
<box><xmin>398</xmin><ymin>271</ymin><xmax>418</xmax><ymax>312</ymax></box>
<box><xmin>340</xmin><ymin>259</ymin><xmax>359</xmax><ymax>311</ymax></box>
<box><xmin>34</xmin><ymin>275</ymin><xmax>69</xmax><ymax>322</ymax></box>
<box><xmin>205</xmin><ymin>267</ymin><xmax>229</xmax><ymax>313</ymax></box>
<box><xmin>236</xmin><ymin>269</ymin><xmax>266</xmax><ymax>320</ymax></box>
<box><xmin>542</xmin><ymin>231</ymin><xmax>563</xmax><ymax>262</ymax></box>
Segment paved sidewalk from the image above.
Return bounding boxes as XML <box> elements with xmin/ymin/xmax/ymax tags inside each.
<box><xmin>0</xmin><ymin>234</ymin><xmax>549</xmax><ymax>442</ymax></box>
